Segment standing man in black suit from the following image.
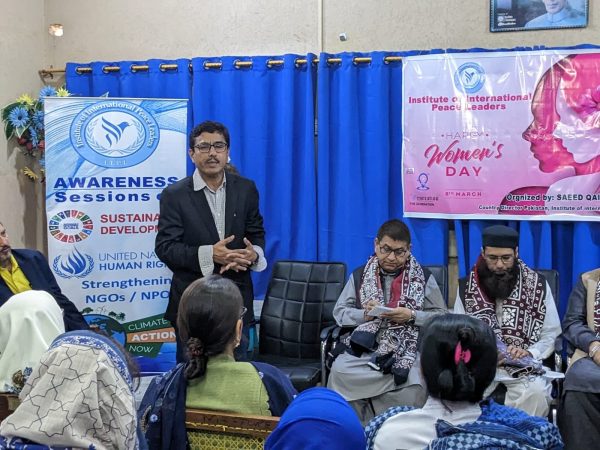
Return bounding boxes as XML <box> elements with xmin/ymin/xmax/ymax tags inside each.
<box><xmin>0</xmin><ymin>222</ymin><xmax>89</xmax><ymax>331</ymax></box>
<box><xmin>155</xmin><ymin>121</ymin><xmax>266</xmax><ymax>362</ymax></box>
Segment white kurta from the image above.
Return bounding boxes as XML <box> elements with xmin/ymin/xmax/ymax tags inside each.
<box><xmin>327</xmin><ymin>271</ymin><xmax>447</xmax><ymax>422</ymax></box>
<box><xmin>453</xmin><ymin>281</ymin><xmax>561</xmax><ymax>416</ymax></box>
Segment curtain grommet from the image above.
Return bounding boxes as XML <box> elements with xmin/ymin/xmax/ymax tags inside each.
<box><xmin>233</xmin><ymin>59</ymin><xmax>252</xmax><ymax>70</ymax></box>
<box><xmin>266</xmin><ymin>59</ymin><xmax>283</xmax><ymax>69</ymax></box>
<box><xmin>203</xmin><ymin>61</ymin><xmax>222</xmax><ymax>70</ymax></box>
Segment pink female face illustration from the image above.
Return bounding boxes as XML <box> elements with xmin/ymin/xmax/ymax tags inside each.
<box><xmin>523</xmin><ymin>54</ymin><xmax>600</xmax><ymax>176</ymax></box>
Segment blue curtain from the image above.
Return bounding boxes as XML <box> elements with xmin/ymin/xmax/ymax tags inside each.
<box><xmin>67</xmin><ymin>56</ymin><xmax>318</xmax><ymax>299</ymax></box>
<box><xmin>66</xmin><ymin>59</ymin><xmax>192</xmax><ymax>99</ymax></box>
<box><xmin>316</xmin><ymin>52</ymin><xmax>448</xmax><ymax>273</ymax></box>
<box><xmin>65</xmin><ymin>48</ymin><xmax>600</xmax><ymax>316</ymax></box>
<box><xmin>66</xmin><ymin>58</ymin><xmax>193</xmax><ymax>137</ymax></box>
<box><xmin>190</xmin><ymin>54</ymin><xmax>318</xmax><ymax>297</ymax></box>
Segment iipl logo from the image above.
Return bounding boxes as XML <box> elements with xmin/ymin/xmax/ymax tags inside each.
<box><xmin>70</xmin><ymin>100</ymin><xmax>159</xmax><ymax>168</ymax></box>
<box><xmin>454</xmin><ymin>62</ymin><xmax>485</xmax><ymax>94</ymax></box>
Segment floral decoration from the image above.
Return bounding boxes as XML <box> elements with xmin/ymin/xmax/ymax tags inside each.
<box><xmin>1</xmin><ymin>86</ymin><xmax>70</xmax><ymax>181</ymax></box>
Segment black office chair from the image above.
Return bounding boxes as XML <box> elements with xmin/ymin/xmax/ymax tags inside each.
<box><xmin>254</xmin><ymin>260</ymin><xmax>346</xmax><ymax>392</ymax></box>
<box><xmin>320</xmin><ymin>264</ymin><xmax>449</xmax><ymax>385</ymax></box>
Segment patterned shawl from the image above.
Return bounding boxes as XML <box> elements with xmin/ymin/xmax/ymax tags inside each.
<box><xmin>346</xmin><ymin>254</ymin><xmax>425</xmax><ymax>385</ymax></box>
<box><xmin>0</xmin><ymin>331</ymin><xmax>140</xmax><ymax>450</ymax></box>
<box><xmin>365</xmin><ymin>400</ymin><xmax>563</xmax><ymax>450</ymax></box>
<box><xmin>463</xmin><ymin>257</ymin><xmax>546</xmax><ymax>350</ymax></box>
<box><xmin>428</xmin><ymin>400</ymin><xmax>563</xmax><ymax>450</ymax></box>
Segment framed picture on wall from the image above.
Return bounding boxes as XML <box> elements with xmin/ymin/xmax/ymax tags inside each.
<box><xmin>490</xmin><ymin>0</ymin><xmax>588</xmax><ymax>32</ymax></box>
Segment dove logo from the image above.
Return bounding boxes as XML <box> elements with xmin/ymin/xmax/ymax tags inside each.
<box><xmin>53</xmin><ymin>247</ymin><xmax>94</xmax><ymax>279</ymax></box>
<box><xmin>101</xmin><ymin>117</ymin><xmax>130</xmax><ymax>147</ymax></box>
<box><xmin>70</xmin><ymin>100</ymin><xmax>160</xmax><ymax>168</ymax></box>
<box><xmin>453</xmin><ymin>62</ymin><xmax>485</xmax><ymax>94</ymax></box>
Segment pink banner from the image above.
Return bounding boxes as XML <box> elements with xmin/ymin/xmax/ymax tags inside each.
<box><xmin>402</xmin><ymin>50</ymin><xmax>600</xmax><ymax>221</ymax></box>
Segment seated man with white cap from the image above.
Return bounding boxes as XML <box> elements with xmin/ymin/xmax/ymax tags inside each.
<box><xmin>453</xmin><ymin>225</ymin><xmax>561</xmax><ymax>417</ymax></box>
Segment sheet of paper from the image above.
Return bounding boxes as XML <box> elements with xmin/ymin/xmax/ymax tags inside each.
<box><xmin>366</xmin><ymin>305</ymin><xmax>395</xmax><ymax>317</ymax></box>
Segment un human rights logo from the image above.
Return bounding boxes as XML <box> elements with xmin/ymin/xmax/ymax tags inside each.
<box><xmin>70</xmin><ymin>100</ymin><xmax>160</xmax><ymax>168</ymax></box>
<box><xmin>453</xmin><ymin>62</ymin><xmax>486</xmax><ymax>94</ymax></box>
<box><xmin>53</xmin><ymin>247</ymin><xmax>94</xmax><ymax>279</ymax></box>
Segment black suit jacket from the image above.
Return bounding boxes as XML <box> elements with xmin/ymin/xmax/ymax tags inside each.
<box><xmin>0</xmin><ymin>248</ymin><xmax>90</xmax><ymax>331</ymax></box>
<box><xmin>155</xmin><ymin>173</ymin><xmax>265</xmax><ymax>324</ymax></box>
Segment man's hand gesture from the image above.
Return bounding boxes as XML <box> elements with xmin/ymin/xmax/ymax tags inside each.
<box><xmin>213</xmin><ymin>236</ymin><xmax>258</xmax><ymax>274</ymax></box>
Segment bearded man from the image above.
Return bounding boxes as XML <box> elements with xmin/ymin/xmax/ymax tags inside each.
<box><xmin>454</xmin><ymin>225</ymin><xmax>561</xmax><ymax>417</ymax></box>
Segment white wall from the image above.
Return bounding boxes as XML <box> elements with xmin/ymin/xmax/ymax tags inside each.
<box><xmin>2</xmin><ymin>0</ymin><xmax>599</xmax><ymax>247</ymax></box>
<box><xmin>323</xmin><ymin>0</ymin><xmax>597</xmax><ymax>53</ymax></box>
<box><xmin>0</xmin><ymin>0</ymin><xmax>46</xmax><ymax>249</ymax></box>
<box><xmin>44</xmin><ymin>0</ymin><xmax>599</xmax><ymax>67</ymax></box>
<box><xmin>44</xmin><ymin>0</ymin><xmax>319</xmax><ymax>67</ymax></box>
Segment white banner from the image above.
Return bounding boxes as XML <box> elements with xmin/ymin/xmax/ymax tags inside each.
<box><xmin>45</xmin><ymin>97</ymin><xmax>187</xmax><ymax>372</ymax></box>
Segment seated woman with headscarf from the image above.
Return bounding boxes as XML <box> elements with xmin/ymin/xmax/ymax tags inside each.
<box><xmin>366</xmin><ymin>314</ymin><xmax>563</xmax><ymax>450</ymax></box>
<box><xmin>138</xmin><ymin>275</ymin><xmax>296</xmax><ymax>449</ymax></box>
<box><xmin>0</xmin><ymin>330</ymin><xmax>143</xmax><ymax>449</ymax></box>
<box><xmin>0</xmin><ymin>290</ymin><xmax>64</xmax><ymax>394</ymax></box>
<box><xmin>265</xmin><ymin>387</ymin><xmax>366</xmax><ymax>450</ymax></box>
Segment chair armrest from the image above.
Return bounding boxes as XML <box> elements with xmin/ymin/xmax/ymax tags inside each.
<box><xmin>332</xmin><ymin>325</ymin><xmax>356</xmax><ymax>340</ymax></box>
<box><xmin>320</xmin><ymin>324</ymin><xmax>338</xmax><ymax>341</ymax></box>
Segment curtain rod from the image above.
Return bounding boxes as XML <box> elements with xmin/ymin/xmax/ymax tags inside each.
<box><xmin>38</xmin><ymin>56</ymin><xmax>403</xmax><ymax>79</ymax></box>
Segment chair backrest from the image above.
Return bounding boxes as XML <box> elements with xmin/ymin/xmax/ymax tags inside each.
<box><xmin>259</xmin><ymin>261</ymin><xmax>346</xmax><ymax>359</ymax></box>
<box><xmin>423</xmin><ymin>265</ymin><xmax>448</xmax><ymax>304</ymax></box>
<box><xmin>535</xmin><ymin>269</ymin><xmax>559</xmax><ymax>306</ymax></box>
<box><xmin>186</xmin><ymin>408</ymin><xmax>278</xmax><ymax>449</ymax></box>
<box><xmin>534</xmin><ymin>268</ymin><xmax>562</xmax><ymax>369</ymax></box>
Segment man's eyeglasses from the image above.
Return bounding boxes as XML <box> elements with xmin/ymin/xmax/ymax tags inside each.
<box><xmin>240</xmin><ymin>306</ymin><xmax>247</xmax><ymax>319</ymax></box>
<box><xmin>483</xmin><ymin>254</ymin><xmax>515</xmax><ymax>264</ymax></box>
<box><xmin>194</xmin><ymin>141</ymin><xmax>228</xmax><ymax>153</ymax></box>
<box><xmin>378</xmin><ymin>244</ymin><xmax>409</xmax><ymax>258</ymax></box>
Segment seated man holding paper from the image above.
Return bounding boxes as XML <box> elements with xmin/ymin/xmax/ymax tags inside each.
<box><xmin>327</xmin><ymin>219</ymin><xmax>447</xmax><ymax>423</ymax></box>
<box><xmin>558</xmin><ymin>268</ymin><xmax>600</xmax><ymax>449</ymax></box>
<box><xmin>454</xmin><ymin>225</ymin><xmax>561</xmax><ymax>417</ymax></box>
